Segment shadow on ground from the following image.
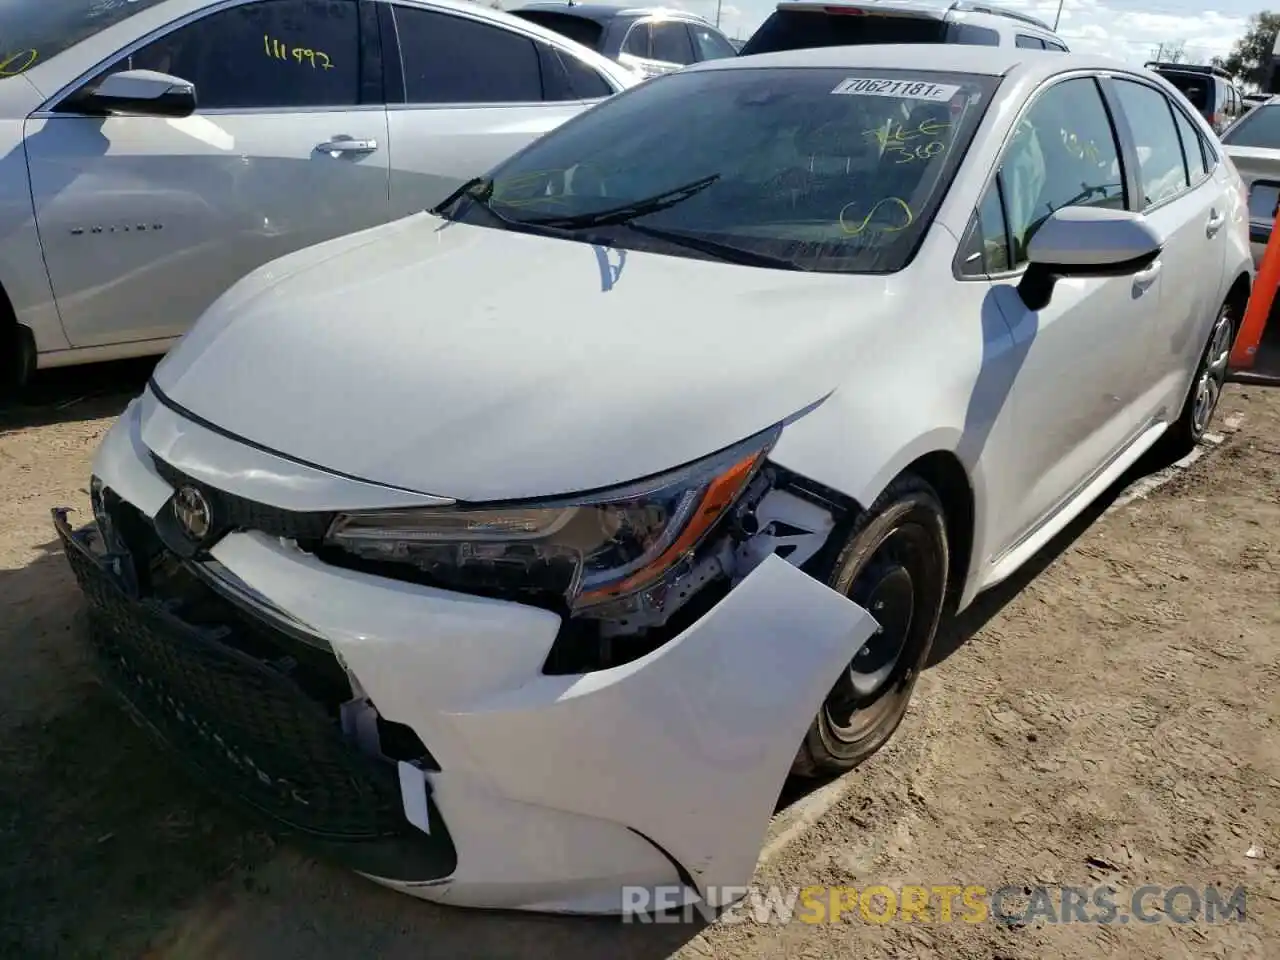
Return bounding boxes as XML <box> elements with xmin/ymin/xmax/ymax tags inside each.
<box><xmin>0</xmin><ymin>357</ymin><xmax>156</xmax><ymax>432</ymax></box>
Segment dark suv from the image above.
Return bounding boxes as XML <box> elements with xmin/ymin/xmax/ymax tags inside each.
<box><xmin>739</xmin><ymin>0</ymin><xmax>1069</xmax><ymax>55</ymax></box>
<box><xmin>1145</xmin><ymin>62</ymin><xmax>1245</xmax><ymax>134</ymax></box>
<box><xmin>510</xmin><ymin>4</ymin><xmax>739</xmax><ymax>79</ymax></box>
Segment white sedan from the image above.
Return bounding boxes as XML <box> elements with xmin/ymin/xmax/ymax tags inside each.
<box><xmin>57</xmin><ymin>44</ymin><xmax>1251</xmax><ymax>915</ymax></box>
<box><xmin>0</xmin><ymin>0</ymin><xmax>635</xmax><ymax>392</ymax></box>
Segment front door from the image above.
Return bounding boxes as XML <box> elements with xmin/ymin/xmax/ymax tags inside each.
<box><xmin>27</xmin><ymin>0</ymin><xmax>390</xmax><ymax>348</ymax></box>
<box><xmin>983</xmin><ymin>76</ymin><xmax>1163</xmax><ymax>559</ymax></box>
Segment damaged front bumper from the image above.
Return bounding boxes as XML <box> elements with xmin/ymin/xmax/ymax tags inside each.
<box><xmin>53</xmin><ymin>397</ymin><xmax>879</xmax><ymax>913</ymax></box>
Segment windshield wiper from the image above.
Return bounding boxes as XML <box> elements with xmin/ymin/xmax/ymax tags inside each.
<box><xmin>620</xmin><ymin>222</ymin><xmax>806</xmax><ymax>271</ymax></box>
<box><xmin>521</xmin><ymin>174</ymin><xmax>721</xmax><ymax>229</ymax></box>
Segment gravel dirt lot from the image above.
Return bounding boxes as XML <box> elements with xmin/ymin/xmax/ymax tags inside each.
<box><xmin>1</xmin><ymin>360</ymin><xmax>1277</xmax><ymax>960</ymax></box>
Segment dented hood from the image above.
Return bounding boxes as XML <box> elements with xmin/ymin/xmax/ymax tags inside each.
<box><xmin>153</xmin><ymin>213</ymin><xmax>891</xmax><ymax>502</ymax></box>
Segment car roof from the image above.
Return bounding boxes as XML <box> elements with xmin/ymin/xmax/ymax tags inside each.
<box><xmin>512</xmin><ymin>2</ymin><xmax>712</xmax><ymax>22</ymax></box>
<box><xmin>693</xmin><ymin>43</ymin><xmax>1130</xmax><ymax>77</ymax></box>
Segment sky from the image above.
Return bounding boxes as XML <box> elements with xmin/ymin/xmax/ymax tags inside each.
<box><xmin>669</xmin><ymin>0</ymin><xmax>1265</xmax><ymax>67</ymax></box>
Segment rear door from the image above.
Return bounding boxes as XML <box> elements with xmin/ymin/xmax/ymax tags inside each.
<box><xmin>1105</xmin><ymin>75</ymin><xmax>1228</xmax><ymax>414</ymax></box>
<box><xmin>27</xmin><ymin>0</ymin><xmax>390</xmax><ymax>348</ymax></box>
<box><xmin>382</xmin><ymin>3</ymin><xmax>602</xmax><ymax>217</ymax></box>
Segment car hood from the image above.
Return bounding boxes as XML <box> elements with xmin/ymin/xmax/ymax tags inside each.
<box><xmin>153</xmin><ymin>214</ymin><xmax>894</xmax><ymax>502</ymax></box>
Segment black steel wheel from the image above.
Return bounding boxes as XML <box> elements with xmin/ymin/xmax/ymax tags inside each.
<box><xmin>792</xmin><ymin>473</ymin><xmax>949</xmax><ymax>777</ymax></box>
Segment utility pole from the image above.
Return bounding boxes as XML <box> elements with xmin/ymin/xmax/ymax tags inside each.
<box><xmin>715</xmin><ymin>0</ymin><xmax>722</xmax><ymax>28</ymax></box>
<box><xmin>1052</xmin><ymin>0</ymin><xmax>1063</xmax><ymax>31</ymax></box>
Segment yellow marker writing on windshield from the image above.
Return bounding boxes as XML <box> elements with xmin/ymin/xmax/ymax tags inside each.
<box><xmin>0</xmin><ymin>49</ymin><xmax>38</xmax><ymax>77</ymax></box>
<box><xmin>264</xmin><ymin>35</ymin><xmax>333</xmax><ymax>69</ymax></box>
<box><xmin>839</xmin><ymin>197</ymin><xmax>913</xmax><ymax>236</ymax></box>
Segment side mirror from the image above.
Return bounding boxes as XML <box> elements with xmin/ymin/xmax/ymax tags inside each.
<box><xmin>66</xmin><ymin>69</ymin><xmax>196</xmax><ymax>118</ymax></box>
<box><xmin>1018</xmin><ymin>207</ymin><xmax>1162</xmax><ymax>310</ymax></box>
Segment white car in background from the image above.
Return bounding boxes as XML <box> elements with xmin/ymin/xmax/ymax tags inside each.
<box><xmin>1219</xmin><ymin>97</ymin><xmax>1280</xmax><ymax>264</ymax></box>
<box><xmin>0</xmin><ymin>0</ymin><xmax>635</xmax><ymax>393</ymax></box>
<box><xmin>58</xmin><ymin>45</ymin><xmax>1250</xmax><ymax>915</ymax></box>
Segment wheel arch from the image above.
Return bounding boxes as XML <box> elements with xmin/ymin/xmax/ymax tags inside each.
<box><xmin>0</xmin><ymin>277</ymin><xmax>35</xmax><ymax>395</ymax></box>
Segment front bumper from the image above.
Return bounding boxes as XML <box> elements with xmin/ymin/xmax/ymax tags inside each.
<box><xmin>57</xmin><ymin>393</ymin><xmax>878</xmax><ymax>913</ymax></box>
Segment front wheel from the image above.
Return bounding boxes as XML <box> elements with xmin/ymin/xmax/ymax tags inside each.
<box><xmin>791</xmin><ymin>474</ymin><xmax>950</xmax><ymax>778</ymax></box>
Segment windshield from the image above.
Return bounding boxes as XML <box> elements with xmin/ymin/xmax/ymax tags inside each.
<box><xmin>447</xmin><ymin>67</ymin><xmax>996</xmax><ymax>274</ymax></box>
<box><xmin>0</xmin><ymin>0</ymin><xmax>169</xmax><ymax>77</ymax></box>
<box><xmin>1159</xmin><ymin>71</ymin><xmax>1210</xmax><ymax>111</ymax></box>
<box><xmin>740</xmin><ymin>10</ymin><xmax>947</xmax><ymax>56</ymax></box>
<box><xmin>1223</xmin><ymin>103</ymin><xmax>1280</xmax><ymax>148</ymax></box>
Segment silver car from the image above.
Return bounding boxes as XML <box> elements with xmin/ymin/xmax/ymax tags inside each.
<box><xmin>0</xmin><ymin>0</ymin><xmax>636</xmax><ymax>391</ymax></box>
<box><xmin>1220</xmin><ymin>96</ymin><xmax>1280</xmax><ymax>265</ymax></box>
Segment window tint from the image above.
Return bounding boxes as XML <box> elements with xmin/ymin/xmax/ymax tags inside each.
<box><xmin>959</xmin><ymin>181</ymin><xmax>1011</xmax><ymax>275</ymax></box>
<box><xmin>1172</xmin><ymin>107</ymin><xmax>1208</xmax><ymax>183</ymax></box>
<box><xmin>622</xmin><ymin>21</ymin><xmax>651</xmax><ymax>57</ymax></box>
<box><xmin>393</xmin><ymin>6</ymin><xmax>541</xmax><ymax>103</ymax></box>
<box><xmin>1015</xmin><ymin>35</ymin><xmax>1046</xmax><ymax>49</ymax></box>
<box><xmin>510</xmin><ymin>10</ymin><xmax>604</xmax><ymax>50</ymax></box>
<box><xmin>1</xmin><ymin>0</ymin><xmax>169</xmax><ymax>76</ymax></box>
<box><xmin>650</xmin><ymin>21</ymin><xmax>695</xmax><ymax>64</ymax></box>
<box><xmin>950</xmin><ymin>23</ymin><xmax>999</xmax><ymax>45</ymax></box>
<box><xmin>121</xmin><ymin>0</ymin><xmax>360</xmax><ymax>109</ymax></box>
<box><xmin>1222</xmin><ymin>103</ymin><xmax>1280</xmax><ymax>147</ymax></box>
<box><xmin>538</xmin><ymin>44</ymin><xmax>613</xmax><ymax>100</ymax></box>
<box><xmin>690</xmin><ymin>24</ymin><xmax>738</xmax><ymax>60</ymax></box>
<box><xmin>1159</xmin><ymin>71</ymin><xmax>1210</xmax><ymax>111</ymax></box>
<box><xmin>1113</xmin><ymin>79</ymin><xmax>1189</xmax><ymax>208</ymax></box>
<box><xmin>468</xmin><ymin>66</ymin><xmax>999</xmax><ymax>274</ymax></box>
<box><xmin>739</xmin><ymin>10</ymin><xmax>946</xmax><ymax>55</ymax></box>
<box><xmin>1000</xmin><ymin>77</ymin><xmax>1125</xmax><ymax>264</ymax></box>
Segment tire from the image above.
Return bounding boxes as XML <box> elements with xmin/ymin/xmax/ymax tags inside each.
<box><xmin>0</xmin><ymin>321</ymin><xmax>34</xmax><ymax>402</ymax></box>
<box><xmin>1158</xmin><ymin>298</ymin><xmax>1235</xmax><ymax>461</ymax></box>
<box><xmin>791</xmin><ymin>473</ymin><xmax>950</xmax><ymax>778</ymax></box>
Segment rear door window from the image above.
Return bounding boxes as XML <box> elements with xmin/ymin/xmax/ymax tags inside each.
<box><xmin>1222</xmin><ymin>103</ymin><xmax>1280</xmax><ymax>148</ymax></box>
<box><xmin>1015</xmin><ymin>35</ymin><xmax>1046</xmax><ymax>49</ymax></box>
<box><xmin>1045</xmin><ymin>40</ymin><xmax>1068</xmax><ymax>52</ymax></box>
<box><xmin>392</xmin><ymin>5</ymin><xmax>542</xmax><ymax>104</ymax></box>
<box><xmin>538</xmin><ymin>44</ymin><xmax>613</xmax><ymax>100</ymax></box>
<box><xmin>739</xmin><ymin>10</ymin><xmax>946</xmax><ymax>55</ymax></box>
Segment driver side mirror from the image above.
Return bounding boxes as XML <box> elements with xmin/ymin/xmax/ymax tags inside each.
<box><xmin>61</xmin><ymin>69</ymin><xmax>197</xmax><ymax>119</ymax></box>
<box><xmin>1018</xmin><ymin>207</ymin><xmax>1163</xmax><ymax>310</ymax></box>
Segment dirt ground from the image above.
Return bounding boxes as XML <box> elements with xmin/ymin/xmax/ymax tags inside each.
<box><xmin>1</xmin><ymin>360</ymin><xmax>1277</xmax><ymax>960</ymax></box>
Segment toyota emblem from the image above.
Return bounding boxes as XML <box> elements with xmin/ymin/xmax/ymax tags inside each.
<box><xmin>173</xmin><ymin>485</ymin><xmax>213</xmax><ymax>541</ymax></box>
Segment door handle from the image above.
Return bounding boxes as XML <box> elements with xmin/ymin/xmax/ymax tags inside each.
<box><xmin>1205</xmin><ymin>210</ymin><xmax>1226</xmax><ymax>237</ymax></box>
<box><xmin>315</xmin><ymin>135</ymin><xmax>378</xmax><ymax>157</ymax></box>
<box><xmin>1132</xmin><ymin>258</ymin><xmax>1161</xmax><ymax>295</ymax></box>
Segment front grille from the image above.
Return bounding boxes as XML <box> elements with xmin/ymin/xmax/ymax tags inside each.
<box><xmin>151</xmin><ymin>456</ymin><xmax>335</xmax><ymax>543</ymax></box>
<box><xmin>58</xmin><ymin>516</ymin><xmax>409</xmax><ymax>843</ymax></box>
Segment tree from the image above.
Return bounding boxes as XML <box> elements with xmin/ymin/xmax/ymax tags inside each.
<box><xmin>1218</xmin><ymin>12</ymin><xmax>1280</xmax><ymax>87</ymax></box>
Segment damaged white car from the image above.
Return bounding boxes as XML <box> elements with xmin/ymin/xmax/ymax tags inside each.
<box><xmin>57</xmin><ymin>44</ymin><xmax>1251</xmax><ymax>914</ymax></box>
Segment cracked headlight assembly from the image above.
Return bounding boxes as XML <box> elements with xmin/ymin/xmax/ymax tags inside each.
<box><xmin>323</xmin><ymin>427</ymin><xmax>779</xmax><ymax>611</ymax></box>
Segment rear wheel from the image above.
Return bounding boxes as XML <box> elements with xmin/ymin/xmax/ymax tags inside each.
<box><xmin>1159</xmin><ymin>299</ymin><xmax>1235</xmax><ymax>459</ymax></box>
<box><xmin>791</xmin><ymin>473</ymin><xmax>949</xmax><ymax>778</ymax></box>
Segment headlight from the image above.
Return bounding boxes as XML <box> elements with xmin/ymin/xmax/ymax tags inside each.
<box><xmin>323</xmin><ymin>427</ymin><xmax>779</xmax><ymax>611</ymax></box>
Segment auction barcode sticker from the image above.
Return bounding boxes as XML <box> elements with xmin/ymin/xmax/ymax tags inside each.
<box><xmin>831</xmin><ymin>78</ymin><xmax>961</xmax><ymax>101</ymax></box>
